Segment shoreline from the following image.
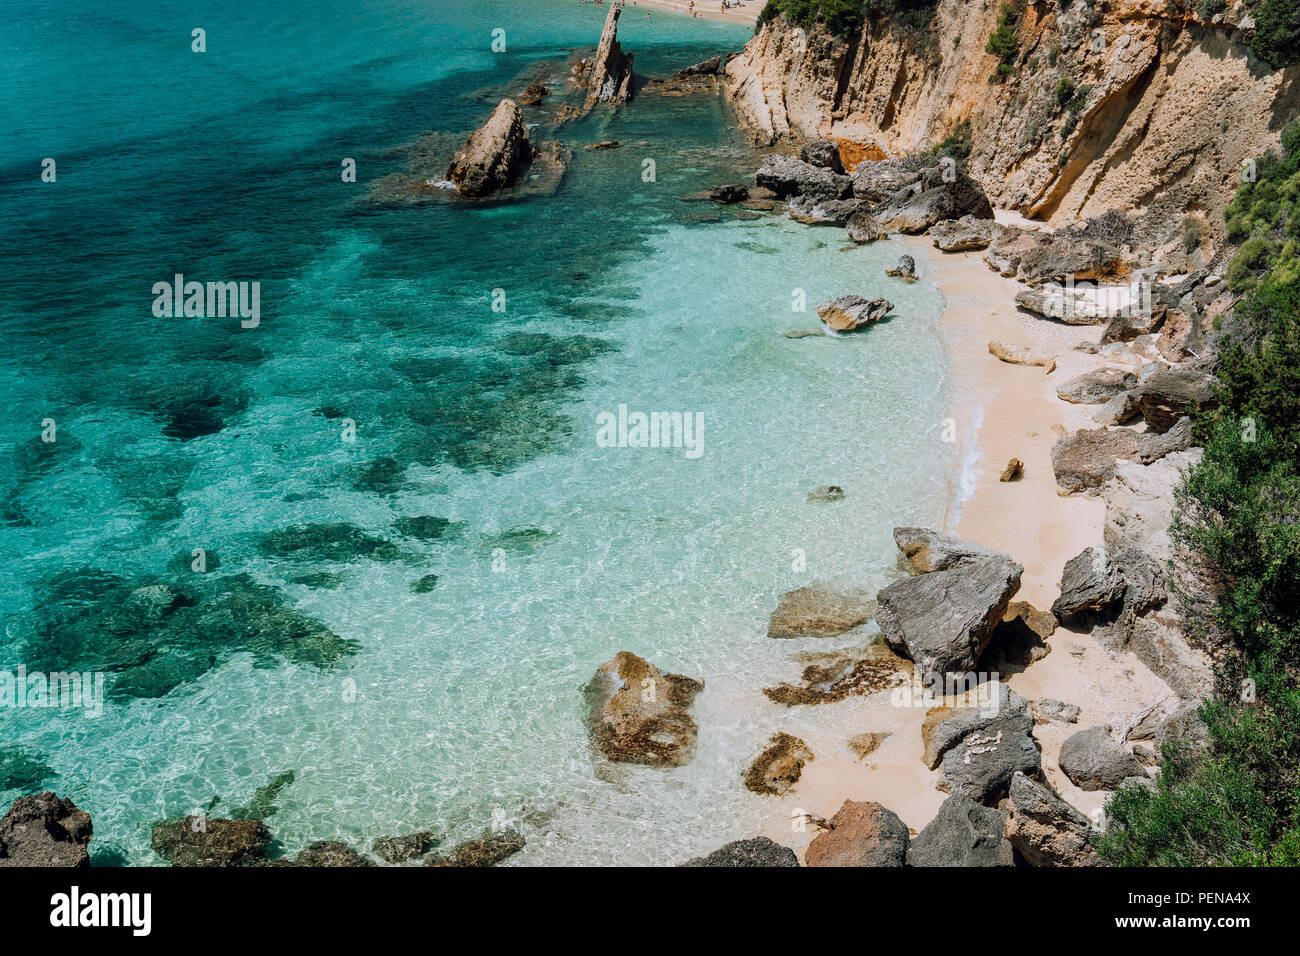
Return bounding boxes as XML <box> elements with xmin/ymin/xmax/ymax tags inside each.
<box><xmin>621</xmin><ymin>0</ymin><xmax>765</xmax><ymax>24</ymax></box>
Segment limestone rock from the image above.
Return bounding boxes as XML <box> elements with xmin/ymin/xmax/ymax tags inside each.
<box><xmin>428</xmin><ymin>830</ymin><xmax>525</xmax><ymax>867</ymax></box>
<box><xmin>885</xmin><ymin>254</ymin><xmax>918</xmax><ymax>280</ymax></box>
<box><xmin>788</xmin><ymin>195</ymin><xmax>863</xmax><ymax>224</ymax></box>
<box><xmin>908</xmin><ymin>794</ymin><xmax>1014</xmax><ymax>866</ymax></box>
<box><xmin>989</xmin><ymin>340</ymin><xmax>1056</xmax><ymax>373</ymax></box>
<box><xmin>799</xmin><ymin>139</ymin><xmax>845</xmax><ymax>172</ymax></box>
<box><xmin>0</xmin><ymin>792</ymin><xmax>93</xmax><ymax>868</ymax></box>
<box><xmin>683</xmin><ymin>836</ymin><xmax>799</xmax><ymax>867</ymax></box>
<box><xmin>1003</xmin><ymin>772</ymin><xmax>1100</xmax><ymax>866</ymax></box>
<box><xmin>151</xmin><ymin>816</ymin><xmax>270</xmax><ymax>867</ymax></box>
<box><xmin>445</xmin><ymin>98</ymin><xmax>535</xmax><ymax>198</ymax></box>
<box><xmin>1133</xmin><ymin>367</ymin><xmax>1217</xmax><ymax>432</ymax></box>
<box><xmin>584</xmin><ymin>5</ymin><xmax>634</xmax><ymax>109</ymax></box>
<box><xmin>932</xmin><ymin>215</ymin><xmax>996</xmax><ymax>251</ymax></box>
<box><xmin>892</xmin><ymin>526</ymin><xmax>1005</xmax><ymax>573</ymax></box>
<box><xmin>805</xmin><ymin>800</ymin><xmax>909</xmax><ymax>867</ymax></box>
<box><xmin>755</xmin><ymin>153</ymin><xmax>852</xmax><ymax>200</ymax></box>
<box><xmin>767</xmin><ymin>584</ymin><xmax>875</xmax><ymax>638</ymax></box>
<box><xmin>1033</xmin><ymin>698</ymin><xmax>1081</xmax><ymax>723</ymax></box>
<box><xmin>1000</xmin><ymin>458</ymin><xmax>1024</xmax><ymax>481</ymax></box>
<box><xmin>816</xmin><ymin>294</ymin><xmax>893</xmax><ymax>332</ymax></box>
<box><xmin>848</xmin><ymin>732</ymin><xmax>890</xmax><ymax>759</ymax></box>
<box><xmin>1050</xmin><ymin>427</ymin><xmax>1142</xmax><ymax>495</ymax></box>
<box><xmin>583</xmin><ymin>651</ymin><xmax>703</xmax><ymax>766</ymax></box>
<box><xmin>1056</xmin><ymin>368</ymin><xmax>1138</xmax><ymax>405</ymax></box>
<box><xmin>845</xmin><ymin>208</ymin><xmax>887</xmax><ymax>243</ymax></box>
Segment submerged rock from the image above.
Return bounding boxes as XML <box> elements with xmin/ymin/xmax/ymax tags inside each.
<box><xmin>743</xmin><ymin>733</ymin><xmax>814</xmax><ymax>795</ymax></box>
<box><xmin>0</xmin><ymin>792</ymin><xmax>93</xmax><ymax>867</ymax></box>
<box><xmin>767</xmin><ymin>584</ymin><xmax>875</xmax><ymax>638</ymax></box>
<box><xmin>428</xmin><ymin>829</ymin><xmax>525</xmax><ymax>867</ymax></box>
<box><xmin>411</xmin><ymin>573</ymin><xmax>440</xmax><ymax>594</ymax></box>
<box><xmin>907</xmin><ymin>794</ymin><xmax>1014</xmax><ymax>866</ymax></box>
<box><xmin>372</xmin><ymin>830</ymin><xmax>439</xmax><ymax>864</ymax></box>
<box><xmin>807</xmin><ymin>484</ymin><xmax>845</xmax><ymax>502</ymax></box>
<box><xmin>805</xmin><ymin>800</ymin><xmax>909</xmax><ymax>867</ymax></box>
<box><xmin>683</xmin><ymin>836</ymin><xmax>799</xmax><ymax>867</ymax></box>
<box><xmin>293</xmin><ymin>841</ymin><xmax>371</xmax><ymax>867</ymax></box>
<box><xmin>583</xmin><ymin>652</ymin><xmax>703</xmax><ymax>766</ymax></box>
<box><xmin>848</xmin><ymin>732</ymin><xmax>890</xmax><ymax>759</ymax></box>
<box><xmin>815</xmin><ymin>295</ymin><xmax>893</xmax><ymax>332</ymax></box>
<box><xmin>445</xmin><ymin>98</ymin><xmax>536</xmax><ymax>198</ymax></box>
<box><xmin>763</xmin><ymin>642</ymin><xmax>909</xmax><ymax>706</ymax></box>
<box><xmin>259</xmin><ymin>523</ymin><xmax>405</xmax><ymax>562</ymax></box>
<box><xmin>151</xmin><ymin>816</ymin><xmax>270</xmax><ymax>867</ymax></box>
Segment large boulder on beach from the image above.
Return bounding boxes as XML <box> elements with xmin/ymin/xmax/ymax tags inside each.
<box><xmin>0</xmin><ymin>792</ymin><xmax>93</xmax><ymax>867</ymax></box>
<box><xmin>932</xmin><ymin>215</ymin><xmax>996</xmax><ymax>251</ymax></box>
<box><xmin>767</xmin><ymin>584</ymin><xmax>875</xmax><ymax>638</ymax></box>
<box><xmin>584</xmin><ymin>5</ymin><xmax>634</xmax><ymax>108</ymax></box>
<box><xmin>683</xmin><ymin>836</ymin><xmax>799</xmax><ymax>867</ymax></box>
<box><xmin>583</xmin><ymin>651</ymin><xmax>703</xmax><ymax>766</ymax></box>
<box><xmin>743</xmin><ymin>733</ymin><xmax>814</xmax><ymax>795</ymax></box>
<box><xmin>1058</xmin><ymin>725</ymin><xmax>1147</xmax><ymax>791</ymax></box>
<box><xmin>815</xmin><ymin>295</ymin><xmax>893</xmax><ymax>332</ymax></box>
<box><xmin>907</xmin><ymin>794</ymin><xmax>1014</xmax><ymax>866</ymax></box>
<box><xmin>1056</xmin><ymin>368</ymin><xmax>1138</xmax><ymax>405</ymax></box>
<box><xmin>1051</xmin><ymin>428</ymin><xmax>1143</xmax><ymax>495</ymax></box>
<box><xmin>892</xmin><ymin>527</ymin><xmax>1004</xmax><ymax>573</ymax></box>
<box><xmin>805</xmin><ymin>800</ymin><xmax>909</xmax><ymax>867</ymax></box>
<box><xmin>1104</xmin><ymin>450</ymin><xmax>1203</xmax><ymax>565</ymax></box>
<box><xmin>873</xmin><ymin>164</ymin><xmax>994</xmax><ymax>234</ymax></box>
<box><xmin>151</xmin><ymin>816</ymin><xmax>271</xmax><ymax>867</ymax></box>
<box><xmin>1133</xmin><ymin>367</ymin><xmax>1217</xmax><ymax>432</ymax></box>
<box><xmin>445</xmin><ymin>98</ymin><xmax>536</xmax><ymax>198</ymax></box>
<box><xmin>984</xmin><ymin>225</ymin><xmax>1042</xmax><ymax>276</ymax></box>
<box><xmin>921</xmin><ymin>683</ymin><xmax>1028</xmax><ymax>769</ymax></box>
<box><xmin>1051</xmin><ymin>547</ymin><xmax>1127</xmax><ymax>618</ymax></box>
<box><xmin>876</xmin><ymin>556</ymin><xmax>1023</xmax><ymax>674</ymax></box>
<box><xmin>1016</xmin><ymin>234</ymin><xmax>1125</xmax><ymax>284</ymax></box>
<box><xmin>851</xmin><ymin>159</ymin><xmax>923</xmax><ymax>202</ymax></box>
<box><xmin>937</xmin><ymin>702</ymin><xmax>1041</xmax><ymax>804</ymax></box>
<box><xmin>756</xmin><ymin>154</ymin><xmax>853</xmax><ymax>200</ymax></box>
<box><xmin>845</xmin><ymin>209</ymin><xmax>887</xmax><ymax>243</ymax></box>
<box><xmin>1003</xmin><ymin>772</ymin><xmax>1100</xmax><ymax>866</ymax></box>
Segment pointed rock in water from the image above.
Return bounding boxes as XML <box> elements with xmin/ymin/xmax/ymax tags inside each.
<box><xmin>583</xmin><ymin>651</ymin><xmax>703</xmax><ymax>767</ymax></box>
<box><xmin>682</xmin><ymin>836</ymin><xmax>799</xmax><ymax>867</ymax></box>
<box><xmin>805</xmin><ymin>800</ymin><xmax>909</xmax><ymax>867</ymax></box>
<box><xmin>767</xmin><ymin>584</ymin><xmax>874</xmax><ymax>638</ymax></box>
<box><xmin>907</xmin><ymin>794</ymin><xmax>1014</xmax><ymax>867</ymax></box>
<box><xmin>0</xmin><ymin>792</ymin><xmax>93</xmax><ymax>867</ymax></box>
<box><xmin>585</xmin><ymin>5</ymin><xmax>634</xmax><ymax>110</ymax></box>
<box><xmin>885</xmin><ymin>254</ymin><xmax>917</xmax><ymax>280</ymax></box>
<box><xmin>372</xmin><ymin>830</ymin><xmax>439</xmax><ymax>864</ymax></box>
<box><xmin>815</xmin><ymin>295</ymin><xmax>893</xmax><ymax>333</ymax></box>
<box><xmin>743</xmin><ymin>732</ymin><xmax>814</xmax><ymax>795</ymax></box>
<box><xmin>445</xmin><ymin>98</ymin><xmax>536</xmax><ymax>198</ymax></box>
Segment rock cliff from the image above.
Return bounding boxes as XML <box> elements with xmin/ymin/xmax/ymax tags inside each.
<box><xmin>725</xmin><ymin>2</ymin><xmax>1300</xmax><ymax>255</ymax></box>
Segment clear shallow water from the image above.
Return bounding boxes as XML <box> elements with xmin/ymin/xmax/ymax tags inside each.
<box><xmin>1</xmin><ymin>0</ymin><xmax>958</xmax><ymax>864</ymax></box>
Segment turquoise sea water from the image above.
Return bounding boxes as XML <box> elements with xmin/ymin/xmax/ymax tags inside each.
<box><xmin>1</xmin><ymin>0</ymin><xmax>959</xmax><ymax>864</ymax></box>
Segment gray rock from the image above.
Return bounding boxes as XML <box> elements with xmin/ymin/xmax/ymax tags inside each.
<box><xmin>1032</xmin><ymin>698</ymin><xmax>1081</xmax><ymax>723</ymax></box>
<box><xmin>851</xmin><ymin>159</ymin><xmax>924</xmax><ymax>202</ymax></box>
<box><xmin>1056</xmin><ymin>368</ymin><xmax>1138</xmax><ymax>405</ymax></box>
<box><xmin>932</xmin><ymin>215</ymin><xmax>996</xmax><ymax>251</ymax></box>
<box><xmin>845</xmin><ymin>208</ymin><xmax>887</xmax><ymax>243</ymax></box>
<box><xmin>1052</xmin><ymin>547</ymin><xmax>1127</xmax><ymax>618</ymax></box>
<box><xmin>372</xmin><ymin>830</ymin><xmax>439</xmax><ymax>863</ymax></box>
<box><xmin>937</xmin><ymin>706</ymin><xmax>1041</xmax><ymax>804</ymax></box>
<box><xmin>885</xmin><ymin>254</ymin><xmax>917</xmax><ymax>280</ymax></box>
<box><xmin>805</xmin><ymin>800</ymin><xmax>909</xmax><ymax>867</ymax></box>
<box><xmin>1133</xmin><ymin>367</ymin><xmax>1217</xmax><ymax>432</ymax></box>
<box><xmin>1059</xmin><ymin>725</ymin><xmax>1148</xmax><ymax>791</ymax></box>
<box><xmin>1017</xmin><ymin>234</ymin><xmax>1124</xmax><ymax>284</ymax></box>
<box><xmin>815</xmin><ymin>294</ymin><xmax>893</xmax><ymax>332</ymax></box>
<box><xmin>799</xmin><ymin>139</ymin><xmax>844</xmax><ymax>173</ymax></box>
<box><xmin>0</xmin><ymin>792</ymin><xmax>93</xmax><ymax>867</ymax></box>
<box><xmin>1103</xmin><ymin>450</ymin><xmax>1203</xmax><ymax>565</ymax></box>
<box><xmin>874</xmin><ymin>164</ymin><xmax>994</xmax><ymax>234</ymax></box>
<box><xmin>708</xmin><ymin>183</ymin><xmax>749</xmax><ymax>204</ymax></box>
<box><xmin>921</xmin><ymin>683</ymin><xmax>1028</xmax><ymax>770</ymax></box>
<box><xmin>907</xmin><ymin>794</ymin><xmax>1014</xmax><ymax>866</ymax></box>
<box><xmin>892</xmin><ymin>526</ymin><xmax>1005</xmax><ymax>573</ymax></box>
<box><xmin>1092</xmin><ymin>390</ymin><xmax>1143</xmax><ymax>426</ymax></box>
<box><xmin>755</xmin><ymin>153</ymin><xmax>852</xmax><ymax>200</ymax></box>
<box><xmin>1003</xmin><ymin>772</ymin><xmax>1100</xmax><ymax>866</ymax></box>
<box><xmin>682</xmin><ymin>836</ymin><xmax>799</xmax><ymax>867</ymax></box>
<box><xmin>1136</xmin><ymin>416</ymin><xmax>1194</xmax><ymax>463</ymax></box>
<box><xmin>788</xmin><ymin>195</ymin><xmax>863</xmax><ymax>224</ymax></box>
<box><xmin>876</xmin><ymin>556</ymin><xmax>1023</xmax><ymax>674</ymax></box>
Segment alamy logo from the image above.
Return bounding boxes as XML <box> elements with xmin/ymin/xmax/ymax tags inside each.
<box><xmin>152</xmin><ymin>273</ymin><xmax>260</xmax><ymax>328</ymax></box>
<box><xmin>595</xmin><ymin>404</ymin><xmax>704</xmax><ymax>459</ymax></box>
<box><xmin>0</xmin><ymin>664</ymin><xmax>104</xmax><ymax>718</ymax></box>
<box><xmin>50</xmin><ymin>887</ymin><xmax>151</xmax><ymax>936</ymax></box>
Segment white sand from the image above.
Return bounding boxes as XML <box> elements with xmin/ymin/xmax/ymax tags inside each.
<box><xmin>625</xmin><ymin>0</ymin><xmax>765</xmax><ymax>24</ymax></box>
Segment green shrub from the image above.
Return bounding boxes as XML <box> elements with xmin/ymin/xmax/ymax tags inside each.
<box><xmin>1250</xmin><ymin>0</ymin><xmax>1300</xmax><ymax>68</ymax></box>
<box><xmin>985</xmin><ymin>3</ymin><xmax>1022</xmax><ymax>82</ymax></box>
<box><xmin>757</xmin><ymin>0</ymin><xmax>940</xmax><ymax>40</ymax></box>
<box><xmin>1054</xmin><ymin>76</ymin><xmax>1076</xmax><ymax>107</ymax></box>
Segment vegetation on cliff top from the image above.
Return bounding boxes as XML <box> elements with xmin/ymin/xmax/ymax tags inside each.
<box><xmin>1249</xmin><ymin>0</ymin><xmax>1300</xmax><ymax>68</ymax></box>
<box><xmin>1097</xmin><ymin>120</ymin><xmax>1300</xmax><ymax>866</ymax></box>
<box><xmin>757</xmin><ymin>0</ymin><xmax>939</xmax><ymax>40</ymax></box>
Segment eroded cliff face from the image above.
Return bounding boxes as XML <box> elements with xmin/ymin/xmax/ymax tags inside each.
<box><xmin>726</xmin><ymin>1</ymin><xmax>1300</xmax><ymax>261</ymax></box>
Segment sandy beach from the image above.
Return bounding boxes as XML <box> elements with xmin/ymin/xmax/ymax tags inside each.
<box><xmin>623</xmin><ymin>0</ymin><xmax>765</xmax><ymax>24</ymax></box>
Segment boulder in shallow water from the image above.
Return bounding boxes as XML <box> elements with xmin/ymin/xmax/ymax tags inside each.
<box><xmin>743</xmin><ymin>732</ymin><xmax>814</xmax><ymax>795</ymax></box>
<box><xmin>445</xmin><ymin>98</ymin><xmax>536</xmax><ymax>198</ymax></box>
<box><xmin>293</xmin><ymin>841</ymin><xmax>371</xmax><ymax>867</ymax></box>
<box><xmin>767</xmin><ymin>584</ymin><xmax>875</xmax><ymax>638</ymax></box>
<box><xmin>885</xmin><ymin>254</ymin><xmax>917</xmax><ymax>280</ymax></box>
<box><xmin>845</xmin><ymin>209</ymin><xmax>887</xmax><ymax>243</ymax></box>
<box><xmin>372</xmin><ymin>830</ymin><xmax>439</xmax><ymax>864</ymax></box>
<box><xmin>0</xmin><ymin>792</ymin><xmax>93</xmax><ymax>867</ymax></box>
<box><xmin>583</xmin><ymin>651</ymin><xmax>703</xmax><ymax>766</ymax></box>
<box><xmin>816</xmin><ymin>295</ymin><xmax>893</xmax><ymax>332</ymax></box>
<box><xmin>805</xmin><ymin>800</ymin><xmax>909</xmax><ymax>867</ymax></box>
<box><xmin>683</xmin><ymin>836</ymin><xmax>799</xmax><ymax>867</ymax></box>
<box><xmin>428</xmin><ymin>829</ymin><xmax>525</xmax><ymax>867</ymax></box>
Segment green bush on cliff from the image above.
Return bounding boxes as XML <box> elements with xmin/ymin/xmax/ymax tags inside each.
<box><xmin>984</xmin><ymin>3</ymin><xmax>1022</xmax><ymax>81</ymax></box>
<box><xmin>1249</xmin><ymin>0</ymin><xmax>1300</xmax><ymax>68</ymax></box>
<box><xmin>757</xmin><ymin>0</ymin><xmax>939</xmax><ymax>40</ymax></box>
<box><xmin>1098</xmin><ymin>121</ymin><xmax>1300</xmax><ymax>868</ymax></box>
